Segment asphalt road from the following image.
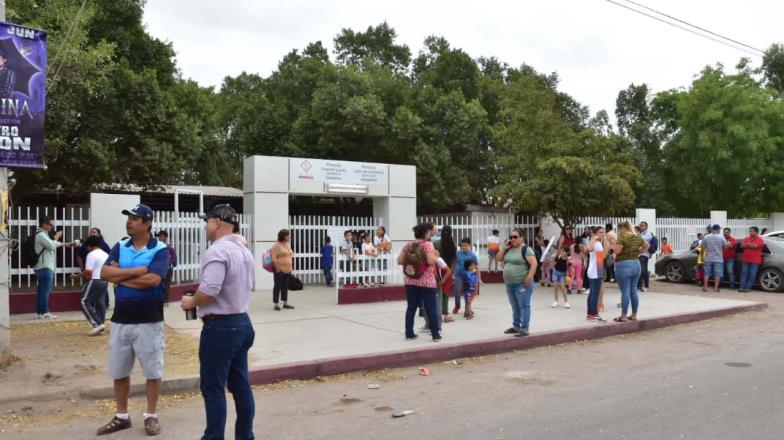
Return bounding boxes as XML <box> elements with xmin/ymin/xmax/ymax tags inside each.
<box><xmin>4</xmin><ymin>286</ymin><xmax>784</xmax><ymax>440</ymax></box>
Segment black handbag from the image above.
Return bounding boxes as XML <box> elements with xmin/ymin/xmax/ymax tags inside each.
<box><xmin>288</xmin><ymin>274</ymin><xmax>304</xmax><ymax>291</ymax></box>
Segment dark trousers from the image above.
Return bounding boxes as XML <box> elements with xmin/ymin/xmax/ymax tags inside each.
<box><xmin>587</xmin><ymin>278</ymin><xmax>602</xmax><ymax>316</ymax></box>
<box><xmin>199</xmin><ymin>314</ymin><xmax>255</xmax><ymax>440</ymax></box>
<box><xmin>80</xmin><ymin>279</ymin><xmax>107</xmax><ymax>327</ymax></box>
<box><xmin>163</xmin><ymin>266</ymin><xmax>173</xmax><ymax>304</ymax></box>
<box><xmin>34</xmin><ymin>268</ymin><xmax>53</xmax><ymax>315</ymax></box>
<box><xmin>273</xmin><ymin>271</ymin><xmax>289</xmax><ymax>303</ymax></box>
<box><xmin>405</xmin><ymin>285</ymin><xmax>439</xmax><ymax>339</ymax></box>
<box><xmin>323</xmin><ymin>267</ymin><xmax>333</xmax><ymax>286</ymax></box>
<box><xmin>638</xmin><ymin>256</ymin><xmax>650</xmax><ymax>288</ymax></box>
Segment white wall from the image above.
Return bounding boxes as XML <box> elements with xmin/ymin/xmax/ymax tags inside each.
<box><xmin>90</xmin><ymin>193</ymin><xmax>140</xmax><ymax>248</ymax></box>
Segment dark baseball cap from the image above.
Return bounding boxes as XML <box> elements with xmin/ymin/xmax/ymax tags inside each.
<box><xmin>122</xmin><ymin>203</ymin><xmax>154</xmax><ymax>220</ymax></box>
<box><xmin>200</xmin><ymin>203</ymin><xmax>238</xmax><ymax>225</ymax></box>
<box><xmin>711</xmin><ymin>224</ymin><xmax>721</xmax><ymax>231</ymax></box>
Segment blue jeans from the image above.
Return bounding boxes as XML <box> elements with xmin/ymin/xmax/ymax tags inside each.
<box><xmin>199</xmin><ymin>314</ymin><xmax>256</xmax><ymax>440</ymax></box>
<box><xmin>740</xmin><ymin>263</ymin><xmax>760</xmax><ymax>291</ymax></box>
<box><xmin>323</xmin><ymin>268</ymin><xmax>333</xmax><ymax>286</ymax></box>
<box><xmin>588</xmin><ymin>277</ymin><xmax>602</xmax><ymax>316</ymax></box>
<box><xmin>453</xmin><ymin>274</ymin><xmax>464</xmax><ymax>308</ymax></box>
<box><xmin>34</xmin><ymin>268</ymin><xmax>54</xmax><ymax>315</ymax></box>
<box><xmin>405</xmin><ymin>285</ymin><xmax>440</xmax><ymax>338</ymax></box>
<box><xmin>704</xmin><ymin>261</ymin><xmax>723</xmax><ymax>278</ymax></box>
<box><xmin>637</xmin><ymin>256</ymin><xmax>650</xmax><ymax>289</ymax></box>
<box><xmin>724</xmin><ymin>259</ymin><xmax>736</xmax><ymax>289</ymax></box>
<box><xmin>616</xmin><ymin>260</ymin><xmax>641</xmax><ymax>316</ymax></box>
<box><xmin>505</xmin><ymin>283</ymin><xmax>534</xmax><ymax>331</ymax></box>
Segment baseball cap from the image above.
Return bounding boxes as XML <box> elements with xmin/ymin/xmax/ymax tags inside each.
<box><xmin>122</xmin><ymin>203</ymin><xmax>154</xmax><ymax>220</ymax></box>
<box><xmin>711</xmin><ymin>224</ymin><xmax>721</xmax><ymax>231</ymax></box>
<box><xmin>200</xmin><ymin>203</ymin><xmax>238</xmax><ymax>225</ymax></box>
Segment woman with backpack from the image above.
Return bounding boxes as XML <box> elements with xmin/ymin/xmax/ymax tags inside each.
<box><xmin>398</xmin><ymin>223</ymin><xmax>441</xmax><ymax>341</ymax></box>
<box><xmin>271</xmin><ymin>229</ymin><xmax>295</xmax><ymax>311</ymax></box>
<box><xmin>496</xmin><ymin>228</ymin><xmax>538</xmax><ymax>337</ymax></box>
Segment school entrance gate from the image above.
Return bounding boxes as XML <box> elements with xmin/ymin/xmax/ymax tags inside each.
<box><xmin>243</xmin><ymin>155</ymin><xmax>417</xmax><ymax>290</ymax></box>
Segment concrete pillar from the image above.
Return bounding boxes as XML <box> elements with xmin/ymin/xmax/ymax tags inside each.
<box><xmin>710</xmin><ymin>210</ymin><xmax>727</xmax><ymax>228</ymax></box>
<box><xmin>90</xmin><ymin>193</ymin><xmax>141</xmax><ymax>310</ymax></box>
<box><xmin>244</xmin><ymin>156</ymin><xmax>290</xmax><ymax>291</ymax></box>
<box><xmin>90</xmin><ymin>193</ymin><xmax>141</xmax><ymax>248</ymax></box>
<box><xmin>539</xmin><ymin>215</ymin><xmax>562</xmax><ymax>245</ymax></box>
<box><xmin>374</xmin><ymin>164</ymin><xmax>416</xmax><ymax>248</ymax></box>
<box><xmin>636</xmin><ymin>208</ymin><xmax>657</xmax><ymax>274</ymax></box>
<box><xmin>771</xmin><ymin>213</ymin><xmax>784</xmax><ymax>232</ymax></box>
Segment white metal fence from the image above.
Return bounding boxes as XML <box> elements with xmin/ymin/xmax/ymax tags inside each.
<box><xmin>9</xmin><ymin>207</ymin><xmax>252</xmax><ymax>289</ymax></box>
<box><xmin>9</xmin><ymin>205</ymin><xmax>90</xmax><ymax>289</ymax></box>
<box><xmin>289</xmin><ymin>215</ymin><xmax>384</xmax><ymax>285</ymax></box>
<box><xmin>418</xmin><ymin>214</ymin><xmax>540</xmax><ymax>260</ymax></box>
<box><xmin>334</xmin><ymin>246</ymin><xmax>403</xmax><ymax>297</ymax></box>
<box><xmin>152</xmin><ymin>211</ymin><xmax>252</xmax><ymax>284</ymax></box>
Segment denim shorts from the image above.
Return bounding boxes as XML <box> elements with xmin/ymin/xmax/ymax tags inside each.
<box><xmin>109</xmin><ymin>322</ymin><xmax>165</xmax><ymax>380</ymax></box>
<box><xmin>551</xmin><ymin>270</ymin><xmax>566</xmax><ymax>283</ymax></box>
<box><xmin>704</xmin><ymin>261</ymin><xmax>724</xmax><ymax>278</ymax></box>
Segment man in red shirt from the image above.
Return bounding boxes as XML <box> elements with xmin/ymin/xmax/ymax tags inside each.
<box><xmin>739</xmin><ymin>226</ymin><xmax>765</xmax><ymax>292</ymax></box>
<box><xmin>722</xmin><ymin>228</ymin><xmax>738</xmax><ymax>290</ymax></box>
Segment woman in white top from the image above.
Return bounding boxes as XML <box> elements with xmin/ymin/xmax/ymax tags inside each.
<box><xmin>586</xmin><ymin>227</ymin><xmax>607</xmax><ymax>322</ymax></box>
<box><xmin>361</xmin><ymin>233</ymin><xmax>378</xmax><ymax>287</ymax></box>
<box><xmin>373</xmin><ymin>226</ymin><xmax>391</xmax><ymax>252</ymax></box>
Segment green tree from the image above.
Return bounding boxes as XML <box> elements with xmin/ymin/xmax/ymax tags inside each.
<box><xmin>661</xmin><ymin>65</ymin><xmax>784</xmax><ymax>216</ymax></box>
<box><xmin>762</xmin><ymin>43</ymin><xmax>784</xmax><ymax>94</ymax></box>
<box><xmin>334</xmin><ymin>22</ymin><xmax>411</xmax><ymax>72</ymax></box>
<box><xmin>492</xmin><ymin>73</ymin><xmax>638</xmax><ymax>226</ymax></box>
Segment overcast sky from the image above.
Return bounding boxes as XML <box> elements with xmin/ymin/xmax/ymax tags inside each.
<box><xmin>143</xmin><ymin>0</ymin><xmax>780</xmax><ymax>119</ymax></box>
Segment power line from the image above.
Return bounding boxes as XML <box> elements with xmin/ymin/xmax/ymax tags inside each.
<box><xmin>48</xmin><ymin>0</ymin><xmax>89</xmax><ymax>91</ymax></box>
<box><xmin>604</xmin><ymin>0</ymin><xmax>762</xmax><ymax>57</ymax></box>
<box><xmin>622</xmin><ymin>0</ymin><xmax>764</xmax><ymax>54</ymax></box>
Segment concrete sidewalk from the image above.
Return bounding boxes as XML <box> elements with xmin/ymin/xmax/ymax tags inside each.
<box><xmin>163</xmin><ymin>283</ymin><xmax>760</xmax><ymax>367</ymax></box>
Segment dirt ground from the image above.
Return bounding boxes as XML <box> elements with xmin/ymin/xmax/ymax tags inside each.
<box><xmin>0</xmin><ymin>321</ymin><xmax>201</xmax><ymax>403</ymax></box>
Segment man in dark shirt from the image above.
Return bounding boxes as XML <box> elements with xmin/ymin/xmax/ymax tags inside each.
<box><xmin>0</xmin><ymin>51</ymin><xmax>16</xmax><ymax>98</ymax></box>
<box><xmin>97</xmin><ymin>204</ymin><xmax>169</xmax><ymax>436</ymax></box>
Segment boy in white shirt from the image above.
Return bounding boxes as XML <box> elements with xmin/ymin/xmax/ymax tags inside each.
<box><xmin>72</xmin><ymin>236</ymin><xmax>110</xmax><ymax>335</ymax></box>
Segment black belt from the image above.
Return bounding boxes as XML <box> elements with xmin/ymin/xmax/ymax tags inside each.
<box><xmin>201</xmin><ymin>313</ymin><xmax>246</xmax><ymax>322</ymax></box>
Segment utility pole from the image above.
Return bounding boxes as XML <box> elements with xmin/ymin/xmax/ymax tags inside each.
<box><xmin>0</xmin><ymin>0</ymin><xmax>10</xmax><ymax>356</ymax></box>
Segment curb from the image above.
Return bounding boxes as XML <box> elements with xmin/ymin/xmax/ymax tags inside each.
<box><xmin>72</xmin><ymin>302</ymin><xmax>766</xmax><ymax>400</ymax></box>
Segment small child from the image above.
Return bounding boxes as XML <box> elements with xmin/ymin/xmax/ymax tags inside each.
<box><xmin>462</xmin><ymin>260</ymin><xmax>479</xmax><ymax>319</ymax></box>
<box><xmin>569</xmin><ymin>242</ymin><xmax>585</xmax><ymax>294</ymax></box>
<box><xmin>551</xmin><ymin>247</ymin><xmax>571</xmax><ymax>308</ymax></box>
<box><xmin>487</xmin><ymin>229</ymin><xmax>501</xmax><ymax>272</ymax></box>
<box><xmin>321</xmin><ymin>237</ymin><xmax>334</xmax><ymax>287</ymax></box>
<box><xmin>540</xmin><ymin>239</ymin><xmax>552</xmax><ymax>287</ymax></box>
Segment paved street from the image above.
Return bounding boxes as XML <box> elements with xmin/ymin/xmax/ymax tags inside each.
<box><xmin>3</xmin><ymin>285</ymin><xmax>782</xmax><ymax>439</ymax></box>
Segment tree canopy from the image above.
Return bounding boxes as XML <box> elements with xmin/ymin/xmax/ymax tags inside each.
<box><xmin>9</xmin><ymin>0</ymin><xmax>784</xmax><ymax>219</ymax></box>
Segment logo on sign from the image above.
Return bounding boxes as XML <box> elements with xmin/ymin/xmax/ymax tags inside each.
<box><xmin>298</xmin><ymin>160</ymin><xmax>314</xmax><ymax>180</ymax></box>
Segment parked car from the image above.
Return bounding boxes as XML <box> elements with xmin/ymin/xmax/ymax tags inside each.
<box><xmin>763</xmin><ymin>230</ymin><xmax>784</xmax><ymax>240</ymax></box>
<box><xmin>654</xmin><ymin>237</ymin><xmax>784</xmax><ymax>292</ymax></box>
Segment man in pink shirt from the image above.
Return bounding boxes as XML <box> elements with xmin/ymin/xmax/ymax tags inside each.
<box><xmin>181</xmin><ymin>204</ymin><xmax>256</xmax><ymax>440</ymax></box>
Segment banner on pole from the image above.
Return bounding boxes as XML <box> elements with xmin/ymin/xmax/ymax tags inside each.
<box><xmin>0</xmin><ymin>22</ymin><xmax>46</xmax><ymax>169</ymax></box>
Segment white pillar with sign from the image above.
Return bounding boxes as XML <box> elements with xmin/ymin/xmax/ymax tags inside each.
<box><xmin>243</xmin><ymin>156</ymin><xmax>417</xmax><ymax>290</ymax></box>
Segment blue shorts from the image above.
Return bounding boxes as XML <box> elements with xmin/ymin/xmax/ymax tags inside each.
<box><xmin>551</xmin><ymin>270</ymin><xmax>566</xmax><ymax>283</ymax></box>
<box><xmin>704</xmin><ymin>262</ymin><xmax>724</xmax><ymax>278</ymax></box>
<box><xmin>464</xmin><ymin>289</ymin><xmax>476</xmax><ymax>302</ymax></box>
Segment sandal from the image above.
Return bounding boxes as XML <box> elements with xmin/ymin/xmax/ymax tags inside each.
<box><xmin>627</xmin><ymin>316</ymin><xmax>637</xmax><ymax>321</ymax></box>
<box><xmin>443</xmin><ymin>316</ymin><xmax>454</xmax><ymax>323</ymax></box>
<box><xmin>613</xmin><ymin>317</ymin><xmax>628</xmax><ymax>323</ymax></box>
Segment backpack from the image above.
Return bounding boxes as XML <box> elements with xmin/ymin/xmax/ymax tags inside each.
<box><xmin>21</xmin><ymin>231</ymin><xmax>45</xmax><ymax>267</ymax></box>
<box><xmin>262</xmin><ymin>248</ymin><xmax>274</xmax><ymax>272</ymax></box>
<box><xmin>648</xmin><ymin>234</ymin><xmax>659</xmax><ymax>254</ymax></box>
<box><xmin>521</xmin><ymin>245</ymin><xmax>531</xmax><ymax>270</ymax></box>
<box><xmin>403</xmin><ymin>241</ymin><xmax>427</xmax><ymax>279</ymax></box>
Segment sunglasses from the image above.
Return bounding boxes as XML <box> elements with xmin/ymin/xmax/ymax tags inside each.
<box><xmin>510</xmin><ymin>235</ymin><xmax>520</xmax><ymax>239</ymax></box>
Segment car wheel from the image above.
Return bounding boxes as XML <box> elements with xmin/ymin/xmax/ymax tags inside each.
<box><xmin>665</xmin><ymin>261</ymin><xmax>685</xmax><ymax>283</ymax></box>
<box><xmin>758</xmin><ymin>268</ymin><xmax>784</xmax><ymax>293</ymax></box>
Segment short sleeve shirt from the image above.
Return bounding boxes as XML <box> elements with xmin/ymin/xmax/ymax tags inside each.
<box><xmin>742</xmin><ymin>236</ymin><xmax>765</xmax><ymax>264</ymax></box>
<box><xmin>503</xmin><ymin>246</ymin><xmax>536</xmax><ymax>284</ymax></box>
<box><xmin>455</xmin><ymin>250</ymin><xmax>479</xmax><ymax>276</ymax></box>
<box><xmin>196</xmin><ymin>234</ymin><xmax>255</xmax><ymax>318</ymax></box>
<box><xmin>487</xmin><ymin>236</ymin><xmax>501</xmax><ymax>253</ymax></box>
<box><xmin>616</xmin><ymin>233</ymin><xmax>644</xmax><ymax>262</ymax></box>
<box><xmin>702</xmin><ymin>233</ymin><xmax>728</xmax><ymax>263</ymax></box>
<box><xmin>85</xmin><ymin>249</ymin><xmax>108</xmax><ymax>280</ymax></box>
<box><xmin>402</xmin><ymin>240</ymin><xmax>437</xmax><ymax>288</ymax></box>
<box><xmin>105</xmin><ymin>237</ymin><xmax>170</xmax><ymax>324</ymax></box>
<box><xmin>587</xmin><ymin>241</ymin><xmax>604</xmax><ymax>279</ymax></box>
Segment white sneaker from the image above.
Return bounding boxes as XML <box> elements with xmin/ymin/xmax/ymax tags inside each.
<box><xmin>88</xmin><ymin>324</ymin><xmax>105</xmax><ymax>336</ymax></box>
<box><xmin>564</xmin><ymin>302</ymin><xmax>571</xmax><ymax>309</ymax></box>
<box><xmin>551</xmin><ymin>301</ymin><xmax>559</xmax><ymax>308</ymax></box>
<box><xmin>42</xmin><ymin>313</ymin><xmax>58</xmax><ymax>319</ymax></box>
<box><xmin>36</xmin><ymin>314</ymin><xmax>45</xmax><ymax>320</ymax></box>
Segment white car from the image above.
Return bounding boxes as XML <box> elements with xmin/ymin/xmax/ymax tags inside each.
<box><xmin>763</xmin><ymin>230</ymin><xmax>784</xmax><ymax>240</ymax></box>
